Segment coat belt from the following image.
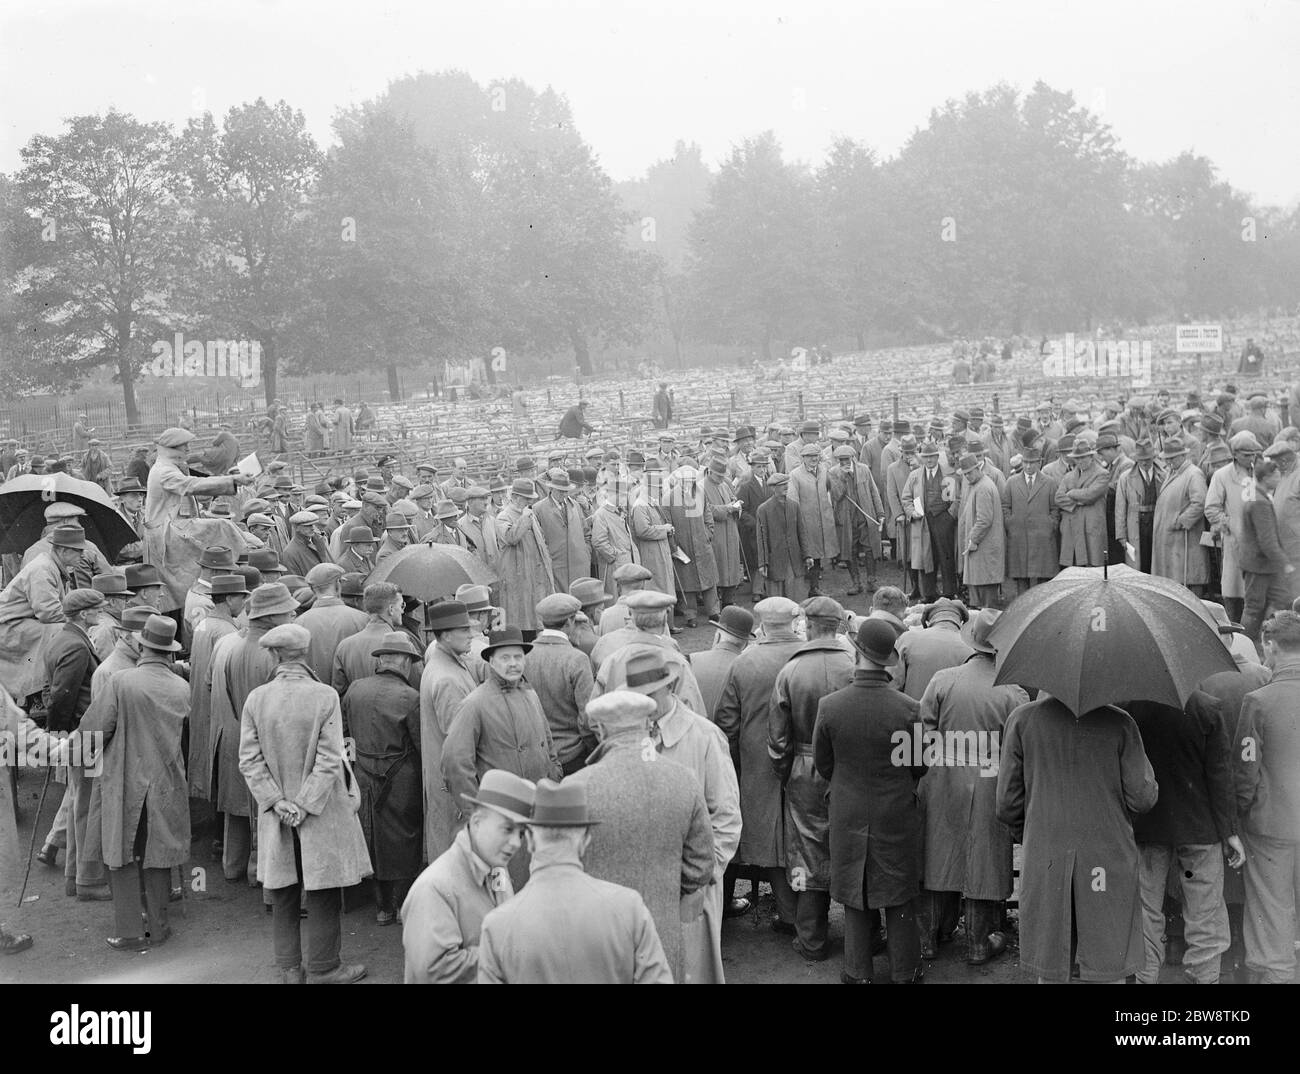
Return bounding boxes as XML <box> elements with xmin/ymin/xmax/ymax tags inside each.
<box><xmin>794</xmin><ymin>744</ymin><xmax>815</xmax><ymax>757</ymax></box>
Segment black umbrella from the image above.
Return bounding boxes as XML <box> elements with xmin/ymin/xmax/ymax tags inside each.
<box><xmin>0</xmin><ymin>473</ymin><xmax>138</xmax><ymax>559</ymax></box>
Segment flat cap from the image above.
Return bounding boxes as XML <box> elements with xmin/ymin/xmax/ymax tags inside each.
<box><xmin>259</xmin><ymin>623</ymin><xmax>312</xmax><ymax>650</ymax></box>
<box><xmin>306</xmin><ymin>562</ymin><xmax>347</xmax><ymax>588</ymax></box>
<box><xmin>537</xmin><ymin>593</ymin><xmax>583</xmax><ymax>623</ymax></box>
<box><xmin>803</xmin><ymin>596</ymin><xmax>845</xmax><ymax>620</ymax></box>
<box><xmin>156</xmin><ymin>427</ymin><xmax>195</xmax><ymax>448</ymax></box>
<box><xmin>62</xmin><ymin>589</ymin><xmax>105</xmax><ymax>614</ymax></box>
<box><xmin>613</xmin><ymin>563</ymin><xmax>653</xmax><ymax>584</ymax></box>
<box><xmin>290</xmin><ymin>510</ymin><xmax>318</xmax><ymax>526</ymax></box>
<box><xmin>755</xmin><ymin>596</ymin><xmax>801</xmax><ymax>621</ymax></box>
<box><xmin>624</xmin><ymin>589</ymin><xmax>677</xmax><ymax>611</ymax></box>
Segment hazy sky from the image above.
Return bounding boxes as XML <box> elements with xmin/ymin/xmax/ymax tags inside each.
<box><xmin>2</xmin><ymin>0</ymin><xmax>1297</xmax><ymax>205</ymax></box>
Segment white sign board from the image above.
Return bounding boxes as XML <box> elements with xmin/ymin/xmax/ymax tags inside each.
<box><xmin>1175</xmin><ymin>324</ymin><xmax>1222</xmax><ymax>354</ymax></box>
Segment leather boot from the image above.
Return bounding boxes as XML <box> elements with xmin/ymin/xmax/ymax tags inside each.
<box><xmin>915</xmin><ymin>890</ymin><xmax>939</xmax><ymax>959</ymax></box>
<box><xmin>966</xmin><ymin>898</ymin><xmax>1008</xmax><ymax>965</ymax></box>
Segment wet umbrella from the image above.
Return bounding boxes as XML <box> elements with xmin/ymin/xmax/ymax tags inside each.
<box><xmin>366</xmin><ymin>542</ymin><xmax>496</xmax><ymax>601</ymax></box>
<box><xmin>0</xmin><ymin>473</ymin><xmax>138</xmax><ymax>560</ymax></box>
<box><xmin>987</xmin><ymin>565</ymin><xmax>1236</xmax><ymax>715</ymax></box>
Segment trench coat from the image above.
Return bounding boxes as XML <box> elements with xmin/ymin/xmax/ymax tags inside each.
<box><xmin>735</xmin><ymin>471</ymin><xmax>772</xmax><ymax>587</ymax></box>
<box><xmin>208</xmin><ymin>619</ymin><xmax>278</xmax><ymax>816</ymax></box>
<box><xmin>884</xmin><ymin>457</ymin><xmax>916</xmax><ymax>554</ymax></box>
<box><xmin>144</xmin><ymin>446</ymin><xmax>244</xmax><ymax>611</ymax></box>
<box><xmin>534</xmin><ymin>495</ymin><xmax>591</xmax><ymax>592</ymax></box>
<box><xmin>1000</xmin><ymin>472</ymin><xmax>1060</xmax><ymax>579</ymax></box>
<box><xmin>917</xmin><ymin>654</ymin><xmax>1028</xmax><ymax>898</ymax></box>
<box><xmin>1055</xmin><ymin>463</ymin><xmax>1110</xmax><ymax>567</ymax></box>
<box><xmin>769</xmin><ymin>638</ymin><xmax>855</xmax><ymax>889</ymax></box>
<box><xmin>714</xmin><ymin>636</ymin><xmax>805</xmax><ymax>867</ymax></box>
<box><xmin>630</xmin><ymin>495</ymin><xmax>676</xmax><ymax>598</ymax></box>
<box><xmin>756</xmin><ymin>493</ymin><xmax>807</xmax><ymax>598</ymax></box>
<box><xmin>78</xmin><ymin>655</ymin><xmax>190</xmax><ymax>869</ymax></box>
<box><xmin>342</xmin><ymin>669</ymin><xmax>423</xmax><ymax>881</ymax></box>
<box><xmin>829</xmin><ymin>462</ymin><xmax>885</xmax><ymax>561</ymax></box>
<box><xmin>996</xmin><ymin>699</ymin><xmax>1157</xmax><ymax>982</ymax></box>
<box><xmin>239</xmin><ymin>661</ymin><xmax>373</xmax><ymax>891</ymax></box>
<box><xmin>589</xmin><ymin>504</ymin><xmax>633</xmax><ymax>597</ymax></box>
<box><xmin>295</xmin><ymin>597</ymin><xmax>370</xmax><ymax>685</ymax></box>
<box><xmin>0</xmin><ymin>551</ymin><xmax>68</xmax><ymax>699</ymax></box>
<box><xmin>900</xmin><ymin>467</ymin><xmax>957</xmax><ymax>573</ymax></box>
<box><xmin>566</xmin><ymin>738</ymin><xmax>715</xmax><ymax>983</ymax></box>
<box><xmin>787</xmin><ymin>463</ymin><xmax>838</xmax><ymax>562</ymax></box>
<box><xmin>333</xmin><ymin>405</ymin><xmax>354</xmax><ymax>452</ymax></box>
<box><xmin>1151</xmin><ymin>461</ymin><xmax>1209</xmax><ymax>586</ymax></box>
<box><xmin>894</xmin><ymin>624</ymin><xmax>973</xmax><ymax>701</ymax></box>
<box><xmin>702</xmin><ymin>476</ymin><xmax>743</xmax><ymax>588</ymax></box>
<box><xmin>419</xmin><ymin>644</ymin><xmax>480</xmax><ymax>862</ymax></box>
<box><xmin>666</xmin><ymin>489</ymin><xmax>718</xmax><ymax>592</ymax></box>
<box><xmin>187</xmin><ymin>608</ymin><xmax>237</xmax><ymax>798</ymax></box>
<box><xmin>304</xmin><ymin>410</ymin><xmax>327</xmax><ymax>453</ymax></box>
<box><xmin>813</xmin><ymin>669</ymin><xmax>924</xmax><ymax>910</ymax></box>
<box><xmin>956</xmin><ymin>474</ymin><xmax>1006</xmax><ymax>586</ymax></box>
<box><xmin>1204</xmin><ymin>463</ymin><xmax>1250</xmax><ymax>597</ymax></box>
<box><xmin>495</xmin><ymin>502</ymin><xmax>555</xmax><ymax>631</ymax></box>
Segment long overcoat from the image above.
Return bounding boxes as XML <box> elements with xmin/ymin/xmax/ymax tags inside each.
<box><xmin>769</xmin><ymin>638</ymin><xmax>854</xmax><ymax>889</ymax></box>
<box><xmin>996</xmin><ymin>698</ymin><xmax>1157</xmax><ymax>982</ymax></box>
<box><xmin>812</xmin><ymin>669</ymin><xmax>924</xmax><ymax>910</ymax></box>
<box><xmin>418</xmin><ymin>644</ymin><xmax>479</xmax><ymax>862</ymax></box>
<box><xmin>533</xmin><ymin>495</ymin><xmax>591</xmax><ymax>592</ymax></box>
<box><xmin>828</xmin><ymin>462</ymin><xmax>885</xmax><ymax>560</ymax></box>
<box><xmin>589</xmin><ymin>504</ymin><xmax>633</xmax><ymax>597</ymax></box>
<box><xmin>734</xmin><ymin>471</ymin><xmax>772</xmax><ymax>586</ymax></box>
<box><xmin>956</xmin><ymin>474</ymin><xmax>1006</xmax><ymax>586</ymax></box>
<box><xmin>208</xmin><ymin>619</ymin><xmax>277</xmax><ymax>816</ymax></box>
<box><xmin>702</xmin><ymin>476</ymin><xmax>743</xmax><ymax>588</ymax></box>
<box><xmin>1152</xmin><ymin>461</ymin><xmax>1210</xmax><ymax>586</ymax></box>
<box><xmin>239</xmin><ymin>661</ymin><xmax>373</xmax><ymax>891</ymax></box>
<box><xmin>1000</xmin><ymin>472</ymin><xmax>1061</xmax><ymax>579</ymax></box>
<box><xmin>187</xmin><ymin>608</ymin><xmax>237</xmax><ymax>798</ymax></box>
<box><xmin>494</xmin><ymin>502</ymin><xmax>555</xmax><ymax>631</ymax></box>
<box><xmin>917</xmin><ymin>654</ymin><xmax>1027</xmax><ymax>899</ymax></box>
<box><xmin>629</xmin><ymin>494</ymin><xmax>677</xmax><ymax>598</ymax></box>
<box><xmin>1055</xmin><ymin>463</ymin><xmax>1110</xmax><ymax>567</ymax></box>
<box><xmin>787</xmin><ymin>463</ymin><xmax>838</xmax><ymax>561</ymax></box>
<box><xmin>666</xmin><ymin>487</ymin><xmax>719</xmax><ymax>592</ymax></box>
<box><xmin>755</xmin><ymin>493</ymin><xmax>807</xmax><ymax>595</ymax></box>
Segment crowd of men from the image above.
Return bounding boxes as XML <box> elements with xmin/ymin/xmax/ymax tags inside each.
<box><xmin>3</xmin><ymin>375</ymin><xmax>1300</xmax><ymax>984</ymax></box>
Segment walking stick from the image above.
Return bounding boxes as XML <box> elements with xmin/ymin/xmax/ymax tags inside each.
<box><xmin>17</xmin><ymin>766</ymin><xmax>53</xmax><ymax>907</ymax></box>
<box><xmin>1183</xmin><ymin>529</ymin><xmax>1188</xmax><ymax>589</ymax></box>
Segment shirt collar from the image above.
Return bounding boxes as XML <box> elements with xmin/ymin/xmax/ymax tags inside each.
<box><xmin>454</xmin><ymin>826</ymin><xmax>494</xmax><ymax>885</ymax></box>
<box><xmin>538</xmin><ymin>628</ymin><xmax>570</xmax><ymax>643</ymax></box>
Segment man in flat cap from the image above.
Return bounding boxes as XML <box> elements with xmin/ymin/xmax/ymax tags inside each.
<box><xmin>526</xmin><ymin>594</ymin><xmax>597</xmax><ymax>775</ymax></box>
<box><xmin>756</xmin><ymin>471</ymin><xmax>808</xmax><ymax>601</ymax></box>
<box><xmin>477</xmin><ymin>776</ymin><xmax>672</xmax><ymax>983</ymax></box>
<box><xmin>1206</xmin><ymin>432</ymin><xmax>1264</xmax><ymax>622</ymax></box>
<box><xmin>566</xmin><ymin>690</ymin><xmax>714</xmax><ymax>983</ymax></box>
<box><xmin>589</xmin><ymin>484</ymin><xmax>634</xmax><ymax>598</ymax></box>
<box><xmin>0</xmin><ymin>524</ymin><xmax>87</xmax><ymax>701</ymax></box>
<box><xmin>187</xmin><ymin>575</ymin><xmax>246</xmax><ymax>806</ymax></box>
<box><xmin>239</xmin><ymin>622</ymin><xmax>371</xmax><ymax>984</ymax></box>
<box><xmin>280</xmin><ymin>509</ymin><xmax>332</xmax><ymax>578</ymax></box>
<box><xmin>597</xmin><ymin>562</ymin><xmax>654</xmax><ymax>637</ymax></box>
<box><xmin>589</xmin><ymin>590</ymin><xmax>706</xmax><ymax>715</ymax></box>
<box><xmin>1230</xmin><ymin>391</ymin><xmax>1280</xmax><ymax>447</ymax></box>
<box><xmin>894</xmin><ymin>598</ymin><xmax>973</xmax><ymax>701</ymax></box>
<box><xmin>144</xmin><ymin>427</ymin><xmax>253</xmax><ymax>612</ymax></box>
<box><xmin>341</xmin><ymin>631</ymin><xmax>424</xmax><ymax>926</ymax></box>
<box><xmin>1151</xmin><ymin>437</ymin><xmax>1209</xmax><ymax>592</ymax></box>
<box><xmin>294</xmin><ymin>563</ymin><xmax>369</xmax><ymax>684</ymax></box>
<box><xmin>829</xmin><ymin>443</ymin><xmax>885</xmax><ymax>596</ymax></box>
<box><xmin>78</xmin><ymin>614</ymin><xmax>189</xmax><ymax>950</ymax></box>
<box><xmin>788</xmin><ymin>440</ymin><xmax>838</xmax><ymax>597</ymax></box>
<box><xmin>401</xmin><ymin>769</ymin><xmax>532</xmax><ymax>983</ymax></box>
<box><xmin>456</xmin><ymin>486</ymin><xmax>498</xmax><ymax>569</ymax></box>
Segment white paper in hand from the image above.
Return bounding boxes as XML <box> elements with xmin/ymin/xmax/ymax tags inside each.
<box><xmin>236</xmin><ymin>453</ymin><xmax>262</xmax><ymax>477</ymax></box>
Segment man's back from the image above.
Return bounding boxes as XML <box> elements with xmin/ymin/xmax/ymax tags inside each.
<box><xmin>1235</xmin><ymin>664</ymin><xmax>1300</xmax><ymax>840</ymax></box>
<box><xmin>895</xmin><ymin>627</ymin><xmax>973</xmax><ymax>700</ymax></box>
<box><xmin>689</xmin><ymin>645</ymin><xmax>742</xmax><ymax>721</ymax></box>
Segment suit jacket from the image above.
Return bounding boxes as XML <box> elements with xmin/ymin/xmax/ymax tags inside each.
<box><xmin>45</xmin><ymin>622</ymin><xmax>100</xmax><ymax>732</ymax></box>
<box><xmin>1240</xmin><ymin>492</ymin><xmax>1290</xmax><ymax>575</ymax></box>
<box><xmin>1234</xmin><ymin>661</ymin><xmax>1300</xmax><ymax>841</ymax></box>
<box><xmin>1001</xmin><ymin>472</ymin><xmax>1061</xmax><ymax>579</ymax></box>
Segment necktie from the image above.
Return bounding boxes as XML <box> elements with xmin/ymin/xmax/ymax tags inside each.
<box><xmin>650</xmin><ymin>720</ymin><xmax>664</xmax><ymax>752</ymax></box>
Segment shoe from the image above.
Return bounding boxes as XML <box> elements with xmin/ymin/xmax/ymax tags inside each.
<box><xmin>845</xmin><ymin>586</ymin><xmax>863</xmax><ymax>596</ymax></box>
<box><xmin>106</xmin><ymin>935</ymin><xmax>151</xmax><ymax>952</ymax></box>
<box><xmin>375</xmin><ymin>910</ymin><xmax>397</xmax><ymax>927</ymax></box>
<box><xmin>771</xmin><ymin>919</ymin><xmax>796</xmax><ymax>936</ymax></box>
<box><xmin>668</xmin><ymin>625</ymin><xmax>684</xmax><ymax>635</ymax></box>
<box><xmin>685</xmin><ymin>618</ymin><xmax>697</xmax><ymax>629</ymax></box>
<box><xmin>871</xmin><ymin>933</ymin><xmax>887</xmax><ymax>957</ymax></box>
<box><xmin>723</xmin><ymin>897</ymin><xmax>752</xmax><ymax>918</ymax></box>
<box><xmin>77</xmin><ymin>885</ymin><xmax>113</xmax><ymax>902</ymax></box>
<box><xmin>280</xmin><ymin>965</ymin><xmax>306</xmax><ymax>984</ymax></box>
<box><xmin>64</xmin><ymin>877</ymin><xmax>77</xmax><ymax>897</ymax></box>
<box><xmin>792</xmin><ymin>938</ymin><xmax>828</xmax><ymax>962</ymax></box>
<box><xmin>307</xmin><ymin>962</ymin><xmax>368</xmax><ymax>985</ymax></box>
<box><xmin>840</xmin><ymin>972</ymin><xmax>871</xmax><ymax>984</ymax></box>
<box><xmin>808</xmin><ymin>588</ymin><xmax>825</xmax><ymax>597</ymax></box>
<box><xmin>36</xmin><ymin>845</ymin><xmax>59</xmax><ymax>868</ymax></box>
<box><xmin>1181</xmin><ymin>969</ymin><xmax>1216</xmax><ymax>985</ymax></box>
<box><xmin>0</xmin><ymin>926</ymin><xmax>33</xmax><ymax>955</ymax></box>
<box><xmin>145</xmin><ymin>924</ymin><xmax>172</xmax><ymax>948</ymax></box>
<box><xmin>967</xmin><ymin>931</ymin><xmax>1008</xmax><ymax>966</ymax></box>
<box><xmin>170</xmin><ymin>886</ymin><xmax>183</xmax><ymax>902</ymax></box>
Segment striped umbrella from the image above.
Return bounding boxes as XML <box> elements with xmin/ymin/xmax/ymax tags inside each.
<box><xmin>986</xmin><ymin>565</ymin><xmax>1236</xmax><ymax>715</ymax></box>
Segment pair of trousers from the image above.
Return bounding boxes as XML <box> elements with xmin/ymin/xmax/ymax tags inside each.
<box><xmin>64</xmin><ymin>767</ymin><xmax>107</xmax><ymax>888</ymax></box>
<box><xmin>916</xmin><ymin>889</ymin><xmax>961</xmax><ymax>950</ymax></box>
<box><xmin>223</xmin><ymin>813</ymin><xmax>251</xmax><ymax>881</ymax></box>
<box><xmin>718</xmin><ymin>585</ymin><xmax>738</xmax><ymax>609</ymax></box>
<box><xmin>1136</xmin><ymin>843</ymin><xmax>1228</xmax><ymax>983</ymax></box>
<box><xmin>1011</xmin><ymin>577</ymin><xmax>1049</xmax><ymax>597</ymax></box>
<box><xmin>844</xmin><ymin>900</ymin><xmax>921</xmax><ymax>982</ymax></box>
<box><xmin>107</xmin><ymin>806</ymin><xmax>170</xmax><ymax>940</ymax></box>
<box><xmin>682</xmin><ymin>586</ymin><xmax>719</xmax><ymax>619</ymax></box>
<box><xmin>804</xmin><ymin>560</ymin><xmax>824</xmax><ymax>595</ymax></box>
<box><xmin>794</xmin><ymin>889</ymin><xmax>831</xmax><ymax>957</ymax></box>
<box><xmin>965</xmin><ymin>898</ymin><xmax>1005</xmax><ymax>962</ymax></box>
<box><xmin>1242</xmin><ymin>571</ymin><xmax>1293</xmax><ymax>644</ymax></box>
<box><xmin>845</xmin><ymin>555</ymin><xmax>877</xmax><ymax>589</ymax></box>
<box><xmin>270</xmin><ymin>832</ymin><xmax>343</xmax><ymax>973</ymax></box>
<box><xmin>767</xmin><ymin>866</ymin><xmax>797</xmax><ymax>924</ymax></box>
<box><xmin>1242</xmin><ymin>833</ymin><xmax>1300</xmax><ymax>983</ymax></box>
<box><xmin>967</xmin><ymin>583</ymin><xmax>1001</xmax><ymax>608</ymax></box>
<box><xmin>44</xmin><ymin>785</ymin><xmax>69</xmax><ymax>849</ymax></box>
<box><xmin>925</xmin><ymin>512</ymin><xmax>959</xmax><ymax>595</ymax></box>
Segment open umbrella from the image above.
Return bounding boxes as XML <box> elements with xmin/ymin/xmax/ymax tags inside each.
<box><xmin>0</xmin><ymin>473</ymin><xmax>139</xmax><ymax>560</ymax></box>
<box><xmin>365</xmin><ymin>542</ymin><xmax>496</xmax><ymax>602</ymax></box>
<box><xmin>986</xmin><ymin>565</ymin><xmax>1236</xmax><ymax>715</ymax></box>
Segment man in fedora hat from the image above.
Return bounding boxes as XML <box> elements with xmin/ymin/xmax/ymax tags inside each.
<box><xmin>629</xmin><ymin>460</ymin><xmax>677</xmax><ymax>610</ymax></box>
<box><xmin>21</xmin><ymin>503</ymin><xmax>114</xmax><ymax>588</ymax></box>
<box><xmin>335</xmin><ymin>523</ymin><xmax>378</xmax><ymax>575</ymax></box>
<box><xmin>787</xmin><ymin>440</ymin><xmax>838</xmax><ymax>597</ymax></box>
<box><xmin>1001</xmin><ymin>446</ymin><xmax>1060</xmax><ymax>597</ymax></box>
<box><xmin>687</xmin><ymin>605</ymin><xmax>754</xmax><ymax>724</ymax></box>
<box><xmin>884</xmin><ymin>435</ymin><xmax>921</xmax><ymax>597</ymax></box>
<box><xmin>664</xmin><ymin>465</ymin><xmax>721</xmax><ymax>627</ymax></box>
<box><xmin>735</xmin><ymin>447</ymin><xmax>773</xmax><ymax>602</ymax></box>
<box><xmin>332</xmin><ymin>581</ymin><xmax>421</xmax><ymax>697</ymax></box>
<box><xmin>441</xmin><ymin>627</ymin><xmax>561</xmax><ymax>890</ymax></box>
<box><xmin>1115</xmin><ymin>439</ymin><xmax>1162</xmax><ymax>573</ymax></box>
<box><xmin>955</xmin><ymin>454</ymin><xmax>1005</xmax><ymax>609</ymax></box>
<box><xmin>341</xmin><ymin>631</ymin><xmax>424</xmax><ymax>925</ymax></box>
<box><xmin>144</xmin><ymin>427</ymin><xmax>254</xmax><ymax>613</ymax></box>
<box><xmin>902</xmin><ymin>440</ymin><xmax>959</xmax><ymax>601</ymax></box>
<box><xmin>88</xmin><ymin>571</ymin><xmax>131</xmax><ymax>658</ymax></box>
<box><xmin>815</xmin><ymin>618</ymin><xmax>925</xmax><ymax>984</ymax></box>
<box><xmin>208</xmin><ymin>581</ymin><xmax>299</xmax><ymax>882</ymax></box>
<box><xmin>456</xmin><ymin>486</ymin><xmax>498</xmax><ymax>568</ymax></box>
<box><xmin>183</xmin><ymin>544</ymin><xmax>235</xmax><ymax>645</ymax></box>
<box><xmin>893</xmin><ymin>598</ymin><xmax>972</xmax><ymax>701</ymax></box>
<box><xmin>477</xmin><ymin>775</ymin><xmax>672</xmax><ymax>983</ymax></box>
<box><xmin>239</xmin><ymin>623</ymin><xmax>371</xmax><ymax>984</ymax></box>
<box><xmin>495</xmin><ymin>478</ymin><xmax>555</xmax><ymax>634</ymax></box>
<box><xmin>1205</xmin><ymin>432</ymin><xmax>1265</xmax><ymax>623</ymax></box>
<box><xmin>768</xmin><ymin>597</ymin><xmax>853</xmax><ymax>962</ymax></box>
<box><xmin>420</xmin><ymin>600</ymin><xmax>482</xmax><ymax>861</ymax></box>
<box><xmin>1151</xmin><ymin>436</ymin><xmax>1209</xmax><ymax>593</ymax></box>
<box><xmin>422</xmin><ymin>500</ymin><xmax>463</xmax><ymax>548</ymax></box>
<box><xmin>565</xmin><ymin>690</ymin><xmax>714</xmax><ymax>982</ymax></box>
<box><xmin>375</xmin><ymin>511</ymin><xmax>414</xmax><ymax>568</ymax></box>
<box><xmin>78</xmin><ymin>614</ymin><xmax>189</xmax><ymax>950</ymax></box>
<box><xmin>525</xmin><ymin>594</ymin><xmax>596</xmax><ymax>775</ymax></box>
<box><xmin>401</xmin><ymin>769</ymin><xmax>533</xmax><ymax>984</ymax></box>
<box><xmin>532</xmin><ymin>469</ymin><xmax>591</xmax><ymax>595</ymax></box>
<box><xmin>915</xmin><ymin>608</ymin><xmax>1027</xmax><ymax>966</ymax></box>
<box><xmin>714</xmin><ymin>596</ymin><xmax>806</xmax><ymax>933</ymax></box>
<box><xmin>294</xmin><ymin>563</ymin><xmax>368</xmax><ymax>684</ymax></box>
<box><xmin>187</xmin><ymin>575</ymin><xmax>246</xmax><ymax>805</ymax></box>
<box><xmin>1054</xmin><ymin>438</ymin><xmax>1110</xmax><ymax>569</ymax></box>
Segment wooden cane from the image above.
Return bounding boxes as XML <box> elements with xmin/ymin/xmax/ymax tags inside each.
<box><xmin>17</xmin><ymin>767</ymin><xmax>52</xmax><ymax>908</ymax></box>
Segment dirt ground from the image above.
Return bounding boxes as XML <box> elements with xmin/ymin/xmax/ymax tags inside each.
<box><xmin>0</xmin><ymin>561</ymin><xmax>1209</xmax><ymax>984</ymax></box>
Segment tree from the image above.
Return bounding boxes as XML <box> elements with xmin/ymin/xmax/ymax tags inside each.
<box><xmin>16</xmin><ymin>110</ymin><xmax>185</xmax><ymax>424</ymax></box>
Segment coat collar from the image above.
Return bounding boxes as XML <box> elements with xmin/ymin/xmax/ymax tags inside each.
<box><xmin>654</xmin><ymin>697</ymin><xmax>691</xmax><ymax>750</ymax></box>
<box><xmin>851</xmin><ymin>668</ymin><xmax>894</xmax><ymax>686</ymax></box>
<box><xmin>794</xmin><ymin>637</ymin><xmax>849</xmax><ymax>656</ymax></box>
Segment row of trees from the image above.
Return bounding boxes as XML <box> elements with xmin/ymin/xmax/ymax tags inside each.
<box><xmin>2</xmin><ymin>74</ymin><xmax>1296</xmax><ymax>423</ymax></box>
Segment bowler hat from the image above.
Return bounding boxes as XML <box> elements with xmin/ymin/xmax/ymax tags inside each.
<box><xmin>851</xmin><ymin>619</ymin><xmax>899</xmax><ymax>666</ymax></box>
<box><xmin>529</xmin><ymin>779</ymin><xmax>599</xmax><ymax>827</ymax></box>
<box><xmin>138</xmin><ymin>614</ymin><xmax>182</xmax><ymax>652</ymax></box>
<box><xmin>481</xmin><ymin>627</ymin><xmax>532</xmax><ymax>659</ymax></box>
<box><xmin>345</xmin><ymin>524</ymin><xmax>377</xmax><ymax>545</ymax></box>
<box><xmin>716</xmin><ymin>605</ymin><xmax>756</xmax><ymax>640</ymax></box>
<box><xmin>462</xmin><ymin>770</ymin><xmax>536</xmax><ymax>824</ymax></box>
